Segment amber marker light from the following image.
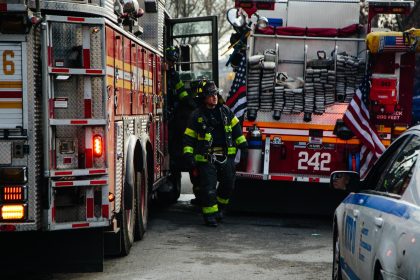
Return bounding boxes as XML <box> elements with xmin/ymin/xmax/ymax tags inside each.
<box><xmin>108</xmin><ymin>192</ymin><xmax>115</xmax><ymax>202</ymax></box>
<box><xmin>1</xmin><ymin>205</ymin><xmax>25</xmax><ymax>220</ymax></box>
<box><xmin>3</xmin><ymin>186</ymin><xmax>24</xmax><ymax>201</ymax></box>
<box><xmin>93</xmin><ymin>135</ymin><xmax>103</xmax><ymax>157</ymax></box>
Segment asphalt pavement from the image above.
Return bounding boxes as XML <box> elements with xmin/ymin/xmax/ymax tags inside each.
<box><xmin>7</xmin><ymin>173</ymin><xmax>338</xmax><ymax>280</ymax></box>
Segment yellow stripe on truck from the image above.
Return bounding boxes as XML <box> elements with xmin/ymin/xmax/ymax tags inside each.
<box><xmin>0</xmin><ymin>102</ymin><xmax>22</xmax><ymax>109</ymax></box>
<box><xmin>0</xmin><ymin>81</ymin><xmax>22</xmax><ymax>89</ymax></box>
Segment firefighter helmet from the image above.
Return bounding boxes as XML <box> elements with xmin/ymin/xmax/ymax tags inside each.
<box><xmin>197</xmin><ymin>80</ymin><xmax>219</xmax><ymax>99</ymax></box>
<box><xmin>165</xmin><ymin>46</ymin><xmax>179</xmax><ymax>62</ymax></box>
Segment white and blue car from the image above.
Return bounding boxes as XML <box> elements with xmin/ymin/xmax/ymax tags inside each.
<box><xmin>332</xmin><ymin>126</ymin><xmax>420</xmax><ymax>280</ymax></box>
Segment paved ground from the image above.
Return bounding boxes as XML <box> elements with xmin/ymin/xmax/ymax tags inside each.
<box><xmin>8</xmin><ymin>174</ymin><xmax>343</xmax><ymax>280</ymax></box>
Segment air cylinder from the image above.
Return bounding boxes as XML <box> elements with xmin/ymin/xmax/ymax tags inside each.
<box><xmin>246</xmin><ymin>125</ymin><xmax>263</xmax><ymax>173</ymax></box>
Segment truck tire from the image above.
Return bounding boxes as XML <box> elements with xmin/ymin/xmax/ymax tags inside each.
<box><xmin>120</xmin><ymin>180</ymin><xmax>136</xmax><ymax>256</ymax></box>
<box><xmin>134</xmin><ymin>169</ymin><xmax>148</xmax><ymax>241</ymax></box>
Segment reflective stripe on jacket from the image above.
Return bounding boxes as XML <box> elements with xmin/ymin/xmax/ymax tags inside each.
<box><xmin>183</xmin><ymin>104</ymin><xmax>247</xmax><ymax>163</ymax></box>
<box><xmin>169</xmin><ymin>68</ymin><xmax>189</xmax><ymax>101</ymax></box>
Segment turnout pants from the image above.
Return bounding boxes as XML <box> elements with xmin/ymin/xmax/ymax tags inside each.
<box><xmin>197</xmin><ymin>157</ymin><xmax>236</xmax><ymax>215</ymax></box>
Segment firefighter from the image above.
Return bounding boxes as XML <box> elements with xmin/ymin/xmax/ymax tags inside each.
<box><xmin>183</xmin><ymin>80</ymin><xmax>247</xmax><ymax>227</ymax></box>
<box><xmin>165</xmin><ymin>46</ymin><xmax>199</xmax><ymax>200</ymax></box>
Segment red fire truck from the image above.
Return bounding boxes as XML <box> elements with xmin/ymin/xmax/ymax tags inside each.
<box><xmin>233</xmin><ymin>0</ymin><xmax>418</xmax><ymax>183</ymax></box>
<box><xmin>0</xmin><ymin>0</ymin><xmax>218</xmax><ymax>272</ymax></box>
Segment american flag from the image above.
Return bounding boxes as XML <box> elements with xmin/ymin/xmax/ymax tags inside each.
<box><xmin>226</xmin><ymin>55</ymin><xmax>247</xmax><ymax>122</ymax></box>
<box><xmin>380</xmin><ymin>35</ymin><xmax>407</xmax><ymax>52</ymax></box>
<box><xmin>343</xmin><ymin>78</ymin><xmax>386</xmax><ymax>177</ymax></box>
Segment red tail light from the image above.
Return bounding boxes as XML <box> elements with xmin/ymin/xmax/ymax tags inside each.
<box><xmin>93</xmin><ymin>135</ymin><xmax>103</xmax><ymax>157</ymax></box>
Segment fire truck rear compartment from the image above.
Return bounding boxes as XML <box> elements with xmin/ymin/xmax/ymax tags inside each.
<box><xmin>44</xmin><ymin>17</ymin><xmax>109</xmax><ymax>230</ymax></box>
<box><xmin>53</xmin><ymin>76</ymin><xmax>104</xmax><ymax>119</ymax></box>
<box><xmin>54</xmin><ymin>186</ymin><xmax>103</xmax><ymax>223</ymax></box>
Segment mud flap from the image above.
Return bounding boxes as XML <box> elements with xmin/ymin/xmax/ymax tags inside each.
<box><xmin>104</xmin><ymin>227</ymin><xmax>122</xmax><ymax>256</ymax></box>
<box><xmin>0</xmin><ymin>228</ymin><xmax>104</xmax><ymax>272</ymax></box>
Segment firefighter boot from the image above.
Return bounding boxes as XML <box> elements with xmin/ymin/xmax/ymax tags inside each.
<box><xmin>217</xmin><ymin>204</ymin><xmax>226</xmax><ymax>223</ymax></box>
<box><xmin>203</xmin><ymin>213</ymin><xmax>218</xmax><ymax>227</ymax></box>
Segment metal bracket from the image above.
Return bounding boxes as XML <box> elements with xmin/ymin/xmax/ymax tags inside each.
<box><xmin>263</xmin><ymin>136</ymin><xmax>270</xmax><ymax>180</ymax></box>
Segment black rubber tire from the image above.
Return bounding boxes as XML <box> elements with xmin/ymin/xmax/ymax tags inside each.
<box><xmin>375</xmin><ymin>264</ymin><xmax>384</xmax><ymax>280</ymax></box>
<box><xmin>119</xmin><ymin>181</ymin><xmax>136</xmax><ymax>256</ymax></box>
<box><xmin>134</xmin><ymin>169</ymin><xmax>148</xmax><ymax>241</ymax></box>
<box><xmin>332</xmin><ymin>226</ymin><xmax>343</xmax><ymax>280</ymax></box>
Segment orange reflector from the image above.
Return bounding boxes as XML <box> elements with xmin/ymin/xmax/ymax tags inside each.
<box><xmin>1</xmin><ymin>204</ymin><xmax>24</xmax><ymax>220</ymax></box>
<box><xmin>93</xmin><ymin>135</ymin><xmax>103</xmax><ymax>157</ymax></box>
<box><xmin>108</xmin><ymin>192</ymin><xmax>115</xmax><ymax>202</ymax></box>
<box><xmin>3</xmin><ymin>186</ymin><xmax>23</xmax><ymax>201</ymax></box>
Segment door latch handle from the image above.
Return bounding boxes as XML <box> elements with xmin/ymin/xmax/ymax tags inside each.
<box><xmin>374</xmin><ymin>217</ymin><xmax>384</xmax><ymax>227</ymax></box>
<box><xmin>353</xmin><ymin>209</ymin><xmax>360</xmax><ymax>218</ymax></box>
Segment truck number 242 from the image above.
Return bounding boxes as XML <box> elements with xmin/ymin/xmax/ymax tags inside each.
<box><xmin>297</xmin><ymin>152</ymin><xmax>331</xmax><ymax>171</ymax></box>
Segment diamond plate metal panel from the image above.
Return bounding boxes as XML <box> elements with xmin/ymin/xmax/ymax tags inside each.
<box><xmin>56</xmin><ymin>138</ymin><xmax>79</xmax><ymax>169</ymax></box>
<box><xmin>123</xmin><ymin>118</ymin><xmax>135</xmax><ymax>142</ymax></box>
<box><xmin>90</xmin><ymin>25</ymin><xmax>104</xmax><ymax>69</ymax></box>
<box><xmin>51</xmin><ymin>22</ymin><xmax>83</xmax><ymax>68</ymax></box>
<box><xmin>91</xmin><ymin>77</ymin><xmax>104</xmax><ymax>119</ymax></box>
<box><xmin>27</xmin><ymin>25</ymin><xmax>43</xmax><ymax>230</ymax></box>
<box><xmin>39</xmin><ymin>1</ymin><xmax>118</xmax><ymax>23</ymax></box>
<box><xmin>133</xmin><ymin>116</ymin><xmax>148</xmax><ymax>136</ymax></box>
<box><xmin>114</xmin><ymin>122</ymin><xmax>124</xmax><ymax>213</ymax></box>
<box><xmin>138</xmin><ymin>1</ymin><xmax>164</xmax><ymax>52</ymax></box>
<box><xmin>55</xmin><ymin>126</ymin><xmax>82</xmax><ymax>170</ymax></box>
<box><xmin>155</xmin><ymin>116</ymin><xmax>161</xmax><ymax>179</ymax></box>
<box><xmin>55</xmin><ymin>125</ymin><xmax>78</xmax><ymax>139</ymax></box>
<box><xmin>55</xmin><ymin>187</ymin><xmax>87</xmax><ymax>223</ymax></box>
<box><xmin>253</xmin><ymin>104</ymin><xmax>348</xmax><ymax>125</ymax></box>
<box><xmin>54</xmin><ymin>76</ymin><xmax>85</xmax><ymax>119</ymax></box>
<box><xmin>94</xmin><ymin>187</ymin><xmax>102</xmax><ymax>218</ymax></box>
<box><xmin>0</xmin><ymin>142</ymin><xmax>12</xmax><ymax>165</ymax></box>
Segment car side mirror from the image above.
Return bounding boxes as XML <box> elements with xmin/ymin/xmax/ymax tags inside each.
<box><xmin>330</xmin><ymin>171</ymin><xmax>360</xmax><ymax>192</ymax></box>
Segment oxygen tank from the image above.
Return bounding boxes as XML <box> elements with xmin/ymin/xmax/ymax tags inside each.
<box><xmin>246</xmin><ymin>124</ymin><xmax>263</xmax><ymax>173</ymax></box>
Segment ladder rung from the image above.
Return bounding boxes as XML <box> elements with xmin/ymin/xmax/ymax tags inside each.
<box><xmin>52</xmin><ymin>179</ymin><xmax>108</xmax><ymax>187</ymax></box>
<box><xmin>50</xmin><ymin>168</ymin><xmax>108</xmax><ymax>177</ymax></box>
<box><xmin>49</xmin><ymin>67</ymin><xmax>105</xmax><ymax>75</ymax></box>
<box><xmin>49</xmin><ymin>221</ymin><xmax>108</xmax><ymax>231</ymax></box>
<box><xmin>49</xmin><ymin>119</ymin><xmax>107</xmax><ymax>126</ymax></box>
<box><xmin>0</xmin><ymin>4</ymin><xmax>27</xmax><ymax>12</ymax></box>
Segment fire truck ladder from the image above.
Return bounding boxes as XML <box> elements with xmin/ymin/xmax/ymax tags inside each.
<box><xmin>42</xmin><ymin>15</ymin><xmax>109</xmax><ymax>231</ymax></box>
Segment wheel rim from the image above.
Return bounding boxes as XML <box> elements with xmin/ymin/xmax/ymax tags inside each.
<box><xmin>333</xmin><ymin>232</ymin><xmax>340</xmax><ymax>280</ymax></box>
<box><xmin>125</xmin><ymin>185</ymin><xmax>135</xmax><ymax>240</ymax></box>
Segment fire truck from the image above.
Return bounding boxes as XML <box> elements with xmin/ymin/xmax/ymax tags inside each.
<box><xmin>232</xmin><ymin>0</ymin><xmax>419</xmax><ymax>183</ymax></box>
<box><xmin>0</xmin><ymin>0</ymin><xmax>218</xmax><ymax>272</ymax></box>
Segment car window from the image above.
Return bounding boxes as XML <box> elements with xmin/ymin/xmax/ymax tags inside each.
<box><xmin>376</xmin><ymin>135</ymin><xmax>420</xmax><ymax>196</ymax></box>
<box><xmin>363</xmin><ymin>135</ymin><xmax>410</xmax><ymax>190</ymax></box>
<box><xmin>401</xmin><ymin>159</ymin><xmax>420</xmax><ymax>205</ymax></box>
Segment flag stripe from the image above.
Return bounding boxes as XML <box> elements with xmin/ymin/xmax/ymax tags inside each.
<box><xmin>226</xmin><ymin>85</ymin><xmax>246</xmax><ymax>107</ymax></box>
<box><xmin>343</xmin><ymin>80</ymin><xmax>386</xmax><ymax>177</ymax></box>
<box><xmin>226</xmin><ymin>55</ymin><xmax>247</xmax><ymax>121</ymax></box>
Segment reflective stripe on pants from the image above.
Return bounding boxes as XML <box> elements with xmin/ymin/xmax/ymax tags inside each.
<box><xmin>197</xmin><ymin>157</ymin><xmax>236</xmax><ymax>212</ymax></box>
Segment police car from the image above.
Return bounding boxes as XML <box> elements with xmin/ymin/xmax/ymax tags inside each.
<box><xmin>332</xmin><ymin>125</ymin><xmax>420</xmax><ymax>280</ymax></box>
